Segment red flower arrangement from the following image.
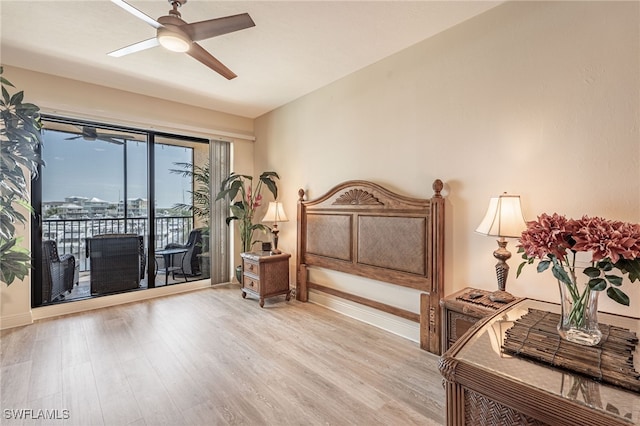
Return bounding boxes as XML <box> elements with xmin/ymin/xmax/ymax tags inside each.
<box><xmin>517</xmin><ymin>213</ymin><xmax>640</xmax><ymax>306</ymax></box>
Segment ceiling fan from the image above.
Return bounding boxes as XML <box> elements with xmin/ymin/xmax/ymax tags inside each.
<box><xmin>65</xmin><ymin>126</ymin><xmax>125</xmax><ymax>145</ymax></box>
<box><xmin>108</xmin><ymin>0</ymin><xmax>255</xmax><ymax>80</ymax></box>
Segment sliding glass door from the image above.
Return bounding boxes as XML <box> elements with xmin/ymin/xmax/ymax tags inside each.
<box><xmin>32</xmin><ymin>116</ymin><xmax>218</xmax><ymax>306</ymax></box>
<box><xmin>151</xmin><ymin>136</ymin><xmax>206</xmax><ymax>287</ymax></box>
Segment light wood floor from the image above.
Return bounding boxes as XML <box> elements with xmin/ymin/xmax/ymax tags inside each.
<box><xmin>1</xmin><ymin>284</ymin><xmax>445</xmax><ymax>426</ymax></box>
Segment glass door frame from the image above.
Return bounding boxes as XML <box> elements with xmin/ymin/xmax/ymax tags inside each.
<box><xmin>32</xmin><ymin>115</ymin><xmax>210</xmax><ymax>305</ymax></box>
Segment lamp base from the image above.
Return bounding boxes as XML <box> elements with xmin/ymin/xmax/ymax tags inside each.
<box><xmin>489</xmin><ymin>290</ymin><xmax>515</xmax><ymax>304</ymax></box>
<box><xmin>271</xmin><ymin>227</ymin><xmax>281</xmax><ymax>254</ymax></box>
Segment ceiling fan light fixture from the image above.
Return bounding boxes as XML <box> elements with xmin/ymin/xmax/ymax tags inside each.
<box><xmin>157</xmin><ymin>27</ymin><xmax>191</xmax><ymax>52</ymax></box>
<box><xmin>110</xmin><ymin>0</ymin><xmax>255</xmax><ymax>78</ymax></box>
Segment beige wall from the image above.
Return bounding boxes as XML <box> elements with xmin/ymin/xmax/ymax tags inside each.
<box><xmin>2</xmin><ymin>67</ymin><xmax>254</xmax><ymax>140</ymax></box>
<box><xmin>0</xmin><ymin>66</ymin><xmax>255</xmax><ymax>328</ymax></box>
<box><xmin>254</xmin><ymin>0</ymin><xmax>640</xmax><ymax>331</ymax></box>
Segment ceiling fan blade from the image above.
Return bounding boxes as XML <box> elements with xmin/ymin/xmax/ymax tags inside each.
<box><xmin>187</xmin><ymin>43</ymin><xmax>237</xmax><ymax>80</ymax></box>
<box><xmin>98</xmin><ymin>137</ymin><xmax>125</xmax><ymax>145</ymax></box>
<box><xmin>108</xmin><ymin>38</ymin><xmax>160</xmax><ymax>57</ymax></box>
<box><xmin>64</xmin><ymin>126</ymin><xmax>128</xmax><ymax>145</ymax></box>
<box><xmin>111</xmin><ymin>0</ymin><xmax>162</xmax><ymax>29</ymax></box>
<box><xmin>182</xmin><ymin>13</ymin><xmax>255</xmax><ymax>42</ymax></box>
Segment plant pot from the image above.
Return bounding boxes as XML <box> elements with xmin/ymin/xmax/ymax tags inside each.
<box><xmin>557</xmin><ymin>265</ymin><xmax>602</xmax><ymax>346</ymax></box>
<box><xmin>235</xmin><ymin>265</ymin><xmax>243</xmax><ymax>283</ymax></box>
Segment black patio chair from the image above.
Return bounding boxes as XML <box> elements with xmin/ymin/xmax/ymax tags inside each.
<box><xmin>162</xmin><ymin>228</ymin><xmax>204</xmax><ymax>277</ymax></box>
<box><xmin>86</xmin><ymin>234</ymin><xmax>145</xmax><ymax>295</ymax></box>
<box><xmin>41</xmin><ymin>240</ymin><xmax>76</xmax><ymax>303</ymax></box>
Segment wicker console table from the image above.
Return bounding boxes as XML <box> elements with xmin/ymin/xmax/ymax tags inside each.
<box><xmin>439</xmin><ymin>299</ymin><xmax>639</xmax><ymax>426</ymax></box>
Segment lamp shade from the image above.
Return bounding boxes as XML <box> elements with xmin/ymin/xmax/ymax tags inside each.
<box><xmin>262</xmin><ymin>201</ymin><xmax>288</xmax><ymax>223</ymax></box>
<box><xmin>475</xmin><ymin>194</ymin><xmax>526</xmax><ymax>238</ymax></box>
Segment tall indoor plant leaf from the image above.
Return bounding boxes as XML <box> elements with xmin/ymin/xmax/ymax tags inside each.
<box><xmin>170</xmin><ymin>161</ymin><xmax>211</xmax><ymax>226</ymax></box>
<box><xmin>216</xmin><ymin>171</ymin><xmax>280</xmax><ymax>253</ymax></box>
<box><xmin>0</xmin><ymin>67</ymin><xmax>44</xmax><ymax>285</ymax></box>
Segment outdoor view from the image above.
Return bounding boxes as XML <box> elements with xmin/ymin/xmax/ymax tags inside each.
<box><xmin>42</xmin><ymin>132</ymin><xmax>194</xmax><ymax>216</ymax></box>
<box><xmin>36</xmin><ymin>120</ymin><xmax>210</xmax><ymax>306</ymax></box>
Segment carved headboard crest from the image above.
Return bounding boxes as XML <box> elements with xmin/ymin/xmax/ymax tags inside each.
<box><xmin>333</xmin><ymin>189</ymin><xmax>383</xmax><ymax>206</ymax></box>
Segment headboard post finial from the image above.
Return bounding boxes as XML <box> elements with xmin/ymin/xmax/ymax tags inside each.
<box><xmin>298</xmin><ymin>189</ymin><xmax>305</xmax><ymax>201</ymax></box>
<box><xmin>432</xmin><ymin>179</ymin><xmax>443</xmax><ymax>198</ymax></box>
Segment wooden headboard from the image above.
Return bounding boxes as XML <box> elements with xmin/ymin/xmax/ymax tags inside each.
<box><xmin>296</xmin><ymin>180</ymin><xmax>445</xmax><ymax>354</ymax></box>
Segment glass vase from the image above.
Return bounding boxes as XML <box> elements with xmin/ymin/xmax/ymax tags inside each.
<box><xmin>557</xmin><ymin>267</ymin><xmax>602</xmax><ymax>346</ymax></box>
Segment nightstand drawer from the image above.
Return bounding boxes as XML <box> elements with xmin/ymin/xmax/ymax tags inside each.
<box><xmin>243</xmin><ymin>259</ymin><xmax>259</xmax><ymax>276</ymax></box>
<box><xmin>243</xmin><ymin>275</ymin><xmax>261</xmax><ymax>292</ymax></box>
<box><xmin>447</xmin><ymin>310</ymin><xmax>479</xmax><ymax>342</ymax></box>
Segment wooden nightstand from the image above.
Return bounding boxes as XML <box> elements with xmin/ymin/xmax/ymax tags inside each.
<box><xmin>440</xmin><ymin>287</ymin><xmax>518</xmax><ymax>352</ymax></box>
<box><xmin>240</xmin><ymin>252</ymin><xmax>291</xmax><ymax>307</ymax></box>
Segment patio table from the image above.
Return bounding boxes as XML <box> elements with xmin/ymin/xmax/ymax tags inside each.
<box><xmin>155</xmin><ymin>247</ymin><xmax>189</xmax><ymax>286</ymax></box>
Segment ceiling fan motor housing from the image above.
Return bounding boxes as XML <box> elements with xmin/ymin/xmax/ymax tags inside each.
<box><xmin>157</xmin><ymin>15</ymin><xmax>191</xmax><ymax>52</ymax></box>
<box><xmin>157</xmin><ymin>14</ymin><xmax>187</xmax><ymax>27</ymax></box>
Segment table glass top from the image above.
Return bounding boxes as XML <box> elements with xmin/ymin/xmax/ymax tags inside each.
<box><xmin>155</xmin><ymin>247</ymin><xmax>188</xmax><ymax>255</ymax></box>
<box><xmin>456</xmin><ymin>299</ymin><xmax>639</xmax><ymax>424</ymax></box>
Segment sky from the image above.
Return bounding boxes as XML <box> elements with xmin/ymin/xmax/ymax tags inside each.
<box><xmin>41</xmin><ymin>129</ymin><xmax>192</xmax><ymax>209</ymax></box>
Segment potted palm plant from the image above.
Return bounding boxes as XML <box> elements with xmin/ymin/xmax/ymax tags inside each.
<box><xmin>0</xmin><ymin>67</ymin><xmax>44</xmax><ymax>285</ymax></box>
<box><xmin>215</xmin><ymin>171</ymin><xmax>279</xmax><ymax>281</ymax></box>
<box><xmin>170</xmin><ymin>161</ymin><xmax>211</xmax><ymax>276</ymax></box>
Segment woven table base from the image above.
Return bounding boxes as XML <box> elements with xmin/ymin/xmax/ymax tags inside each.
<box><xmin>502</xmin><ymin>308</ymin><xmax>640</xmax><ymax>393</ymax></box>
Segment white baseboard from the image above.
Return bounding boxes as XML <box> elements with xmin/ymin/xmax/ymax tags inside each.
<box><xmin>31</xmin><ymin>279</ymin><xmax>214</xmax><ymax>322</ymax></box>
<box><xmin>0</xmin><ymin>312</ymin><xmax>34</xmax><ymax>330</ymax></box>
<box><xmin>308</xmin><ymin>290</ymin><xmax>420</xmax><ymax>343</ymax></box>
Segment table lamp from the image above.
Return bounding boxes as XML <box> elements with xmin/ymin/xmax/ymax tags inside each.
<box><xmin>475</xmin><ymin>193</ymin><xmax>526</xmax><ymax>303</ymax></box>
<box><xmin>262</xmin><ymin>201</ymin><xmax>288</xmax><ymax>254</ymax></box>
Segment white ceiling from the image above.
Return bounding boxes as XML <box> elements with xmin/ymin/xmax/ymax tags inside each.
<box><xmin>1</xmin><ymin>1</ymin><xmax>501</xmax><ymax>119</ymax></box>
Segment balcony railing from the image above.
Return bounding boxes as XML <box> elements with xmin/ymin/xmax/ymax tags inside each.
<box><xmin>42</xmin><ymin>216</ymin><xmax>194</xmax><ymax>271</ymax></box>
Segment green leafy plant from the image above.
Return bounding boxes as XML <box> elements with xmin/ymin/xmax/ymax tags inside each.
<box><xmin>170</xmin><ymin>161</ymin><xmax>210</xmax><ymax>251</ymax></box>
<box><xmin>170</xmin><ymin>161</ymin><xmax>210</xmax><ymax>226</ymax></box>
<box><xmin>215</xmin><ymin>171</ymin><xmax>279</xmax><ymax>252</ymax></box>
<box><xmin>0</xmin><ymin>67</ymin><xmax>43</xmax><ymax>285</ymax></box>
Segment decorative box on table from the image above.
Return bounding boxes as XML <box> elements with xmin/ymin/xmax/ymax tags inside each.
<box><xmin>439</xmin><ymin>299</ymin><xmax>640</xmax><ymax>426</ymax></box>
